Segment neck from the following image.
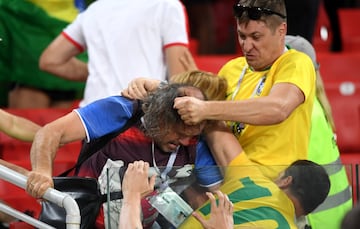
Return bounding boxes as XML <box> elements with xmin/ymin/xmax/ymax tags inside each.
<box><xmin>286</xmin><ymin>192</ymin><xmax>305</xmax><ymax>217</ymax></box>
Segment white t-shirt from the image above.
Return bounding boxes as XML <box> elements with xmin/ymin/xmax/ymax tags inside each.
<box><xmin>63</xmin><ymin>0</ymin><xmax>189</xmax><ymax>106</ymax></box>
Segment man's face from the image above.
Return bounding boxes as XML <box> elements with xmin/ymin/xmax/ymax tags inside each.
<box><xmin>237</xmin><ymin>20</ymin><xmax>285</xmax><ymax>71</ymax></box>
<box><xmin>154</xmin><ymin>86</ymin><xmax>206</xmax><ymax>152</ymax></box>
<box><xmin>154</xmin><ymin>122</ymin><xmax>205</xmax><ymax>152</ymax></box>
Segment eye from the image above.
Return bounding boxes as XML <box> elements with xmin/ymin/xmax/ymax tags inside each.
<box><xmin>238</xmin><ymin>34</ymin><xmax>246</xmax><ymax>41</ymax></box>
<box><xmin>252</xmin><ymin>34</ymin><xmax>261</xmax><ymax>41</ymax></box>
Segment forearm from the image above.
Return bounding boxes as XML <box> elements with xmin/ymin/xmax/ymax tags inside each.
<box><xmin>41</xmin><ymin>58</ymin><xmax>88</xmax><ymax>82</ymax></box>
<box><xmin>0</xmin><ymin>159</ymin><xmax>29</xmax><ymax>176</ymax></box>
<box><xmin>8</xmin><ymin>117</ymin><xmax>41</xmax><ymax>142</ymax></box>
<box><xmin>30</xmin><ymin>126</ymin><xmax>62</xmax><ymax>176</ymax></box>
<box><xmin>203</xmin><ymin>97</ymin><xmax>290</xmax><ymax>125</ymax></box>
<box><xmin>204</xmin><ymin>121</ymin><xmax>243</xmax><ymax>167</ymax></box>
<box><xmin>0</xmin><ymin>110</ymin><xmax>40</xmax><ymax>142</ymax></box>
<box><xmin>165</xmin><ymin>45</ymin><xmax>189</xmax><ymax>78</ymax></box>
<box><xmin>119</xmin><ymin>195</ymin><xmax>142</xmax><ymax>229</ymax></box>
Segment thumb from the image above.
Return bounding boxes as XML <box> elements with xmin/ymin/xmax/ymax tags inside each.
<box><xmin>192</xmin><ymin>211</ymin><xmax>207</xmax><ymax>227</ymax></box>
<box><xmin>149</xmin><ymin>175</ymin><xmax>156</xmax><ymax>190</ymax></box>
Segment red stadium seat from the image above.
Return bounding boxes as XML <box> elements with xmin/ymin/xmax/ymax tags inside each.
<box><xmin>193</xmin><ymin>55</ymin><xmax>237</xmax><ymax>74</ymax></box>
<box><xmin>338</xmin><ymin>9</ymin><xmax>360</xmax><ymax>52</ymax></box>
<box><xmin>317</xmin><ymin>52</ymin><xmax>360</xmax><ymax>153</ymax></box>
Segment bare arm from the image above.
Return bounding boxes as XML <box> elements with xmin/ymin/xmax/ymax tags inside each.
<box><xmin>0</xmin><ymin>159</ymin><xmax>29</xmax><ymax>176</ymax></box>
<box><xmin>0</xmin><ymin>109</ymin><xmax>41</xmax><ymax>142</ymax></box>
<box><xmin>165</xmin><ymin>45</ymin><xmax>191</xmax><ymax>79</ymax></box>
<box><xmin>174</xmin><ymin>83</ymin><xmax>305</xmax><ymax>125</ymax></box>
<box><xmin>179</xmin><ymin>48</ymin><xmax>198</xmax><ymax>71</ymax></box>
<box><xmin>204</xmin><ymin>121</ymin><xmax>243</xmax><ymax>167</ymax></box>
<box><xmin>26</xmin><ymin>111</ymin><xmax>86</xmax><ymax>198</ymax></box>
<box><xmin>39</xmin><ymin>34</ymin><xmax>88</xmax><ymax>81</ymax></box>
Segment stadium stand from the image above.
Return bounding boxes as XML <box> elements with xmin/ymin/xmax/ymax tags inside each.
<box><xmin>0</xmin><ymin>51</ymin><xmax>359</xmax><ymax>227</ymax></box>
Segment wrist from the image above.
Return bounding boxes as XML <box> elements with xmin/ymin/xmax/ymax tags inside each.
<box><xmin>123</xmin><ymin>192</ymin><xmax>142</xmax><ymax>204</ymax></box>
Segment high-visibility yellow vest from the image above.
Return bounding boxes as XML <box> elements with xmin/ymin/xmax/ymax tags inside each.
<box><xmin>307</xmin><ymin>98</ymin><xmax>352</xmax><ymax>229</ymax></box>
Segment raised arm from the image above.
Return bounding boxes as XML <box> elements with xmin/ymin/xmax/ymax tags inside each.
<box><xmin>174</xmin><ymin>83</ymin><xmax>305</xmax><ymax>125</ymax></box>
<box><xmin>119</xmin><ymin>161</ymin><xmax>156</xmax><ymax>229</ymax></box>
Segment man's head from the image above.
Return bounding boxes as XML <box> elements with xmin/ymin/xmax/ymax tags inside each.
<box><xmin>275</xmin><ymin>160</ymin><xmax>330</xmax><ymax>216</ymax></box>
<box><xmin>233</xmin><ymin>0</ymin><xmax>287</xmax><ymax>71</ymax></box>
<box><xmin>142</xmin><ymin>84</ymin><xmax>206</xmax><ymax>152</ymax></box>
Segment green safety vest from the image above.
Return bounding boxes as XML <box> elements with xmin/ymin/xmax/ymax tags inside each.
<box><xmin>307</xmin><ymin>98</ymin><xmax>352</xmax><ymax>229</ymax></box>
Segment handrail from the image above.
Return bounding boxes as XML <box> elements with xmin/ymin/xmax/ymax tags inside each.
<box><xmin>0</xmin><ymin>165</ymin><xmax>81</xmax><ymax>229</ymax></box>
<box><xmin>0</xmin><ymin>202</ymin><xmax>55</xmax><ymax>229</ymax></box>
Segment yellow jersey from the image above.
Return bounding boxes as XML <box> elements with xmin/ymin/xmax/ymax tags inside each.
<box><xmin>218</xmin><ymin>49</ymin><xmax>315</xmax><ymax>179</ymax></box>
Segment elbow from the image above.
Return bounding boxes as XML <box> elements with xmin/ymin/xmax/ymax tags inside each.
<box><xmin>38</xmin><ymin>55</ymin><xmax>49</xmax><ymax>72</ymax></box>
<box><xmin>38</xmin><ymin>52</ymin><xmax>54</xmax><ymax>72</ymax></box>
<box><xmin>268</xmin><ymin>103</ymin><xmax>291</xmax><ymax>124</ymax></box>
<box><xmin>275</xmin><ymin>110</ymin><xmax>289</xmax><ymax>123</ymax></box>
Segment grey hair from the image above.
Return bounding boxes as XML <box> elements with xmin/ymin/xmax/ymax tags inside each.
<box><xmin>141</xmin><ymin>83</ymin><xmax>204</xmax><ymax>139</ymax></box>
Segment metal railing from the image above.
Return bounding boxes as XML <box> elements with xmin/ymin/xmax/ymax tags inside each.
<box><xmin>0</xmin><ymin>165</ymin><xmax>80</xmax><ymax>229</ymax></box>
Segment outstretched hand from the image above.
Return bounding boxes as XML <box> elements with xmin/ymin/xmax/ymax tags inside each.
<box><xmin>192</xmin><ymin>191</ymin><xmax>234</xmax><ymax>229</ymax></box>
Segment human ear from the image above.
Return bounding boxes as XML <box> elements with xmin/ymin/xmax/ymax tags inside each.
<box><xmin>277</xmin><ymin>175</ymin><xmax>293</xmax><ymax>189</ymax></box>
<box><xmin>278</xmin><ymin>23</ymin><xmax>287</xmax><ymax>37</ymax></box>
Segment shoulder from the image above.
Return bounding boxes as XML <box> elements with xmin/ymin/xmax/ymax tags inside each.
<box><xmin>219</xmin><ymin>57</ymin><xmax>246</xmax><ymax>76</ymax></box>
<box><xmin>276</xmin><ymin>49</ymin><xmax>313</xmax><ymax>68</ymax></box>
<box><xmin>77</xmin><ymin>96</ymin><xmax>138</xmax><ymax>116</ymax></box>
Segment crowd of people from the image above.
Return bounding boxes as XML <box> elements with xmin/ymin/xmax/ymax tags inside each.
<box><xmin>0</xmin><ymin>0</ymin><xmax>358</xmax><ymax>228</ymax></box>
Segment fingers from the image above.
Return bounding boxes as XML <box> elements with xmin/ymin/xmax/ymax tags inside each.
<box><xmin>130</xmin><ymin>84</ymin><xmax>148</xmax><ymax>99</ymax></box>
<box><xmin>126</xmin><ymin>160</ymin><xmax>148</xmax><ymax>175</ymax></box>
<box><xmin>206</xmin><ymin>191</ymin><xmax>217</xmax><ymax>211</ymax></box>
<box><xmin>122</xmin><ymin>79</ymin><xmax>149</xmax><ymax>100</ymax></box>
<box><xmin>214</xmin><ymin>191</ymin><xmax>233</xmax><ymax>213</ymax></box>
<box><xmin>174</xmin><ymin>97</ymin><xmax>201</xmax><ymax>125</ymax></box>
<box><xmin>148</xmin><ymin>175</ymin><xmax>156</xmax><ymax>189</ymax></box>
<box><xmin>192</xmin><ymin>211</ymin><xmax>208</xmax><ymax>227</ymax></box>
<box><xmin>205</xmin><ymin>191</ymin><xmax>233</xmax><ymax>213</ymax></box>
<box><xmin>26</xmin><ymin>172</ymin><xmax>53</xmax><ymax>199</ymax></box>
<box><xmin>124</xmin><ymin>160</ymin><xmax>154</xmax><ymax>198</ymax></box>
<box><xmin>224</xmin><ymin>193</ymin><xmax>233</xmax><ymax>214</ymax></box>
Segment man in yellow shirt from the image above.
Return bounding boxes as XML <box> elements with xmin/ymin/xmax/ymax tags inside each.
<box><xmin>174</xmin><ymin>0</ymin><xmax>316</xmax><ymax>180</ymax></box>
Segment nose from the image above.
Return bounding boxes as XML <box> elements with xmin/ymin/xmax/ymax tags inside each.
<box><xmin>240</xmin><ymin>38</ymin><xmax>252</xmax><ymax>53</ymax></box>
<box><xmin>178</xmin><ymin>137</ymin><xmax>192</xmax><ymax>146</ymax></box>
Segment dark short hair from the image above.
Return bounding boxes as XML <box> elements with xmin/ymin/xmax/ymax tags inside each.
<box><xmin>234</xmin><ymin>0</ymin><xmax>287</xmax><ymax>31</ymax></box>
<box><xmin>284</xmin><ymin>160</ymin><xmax>330</xmax><ymax>215</ymax></box>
